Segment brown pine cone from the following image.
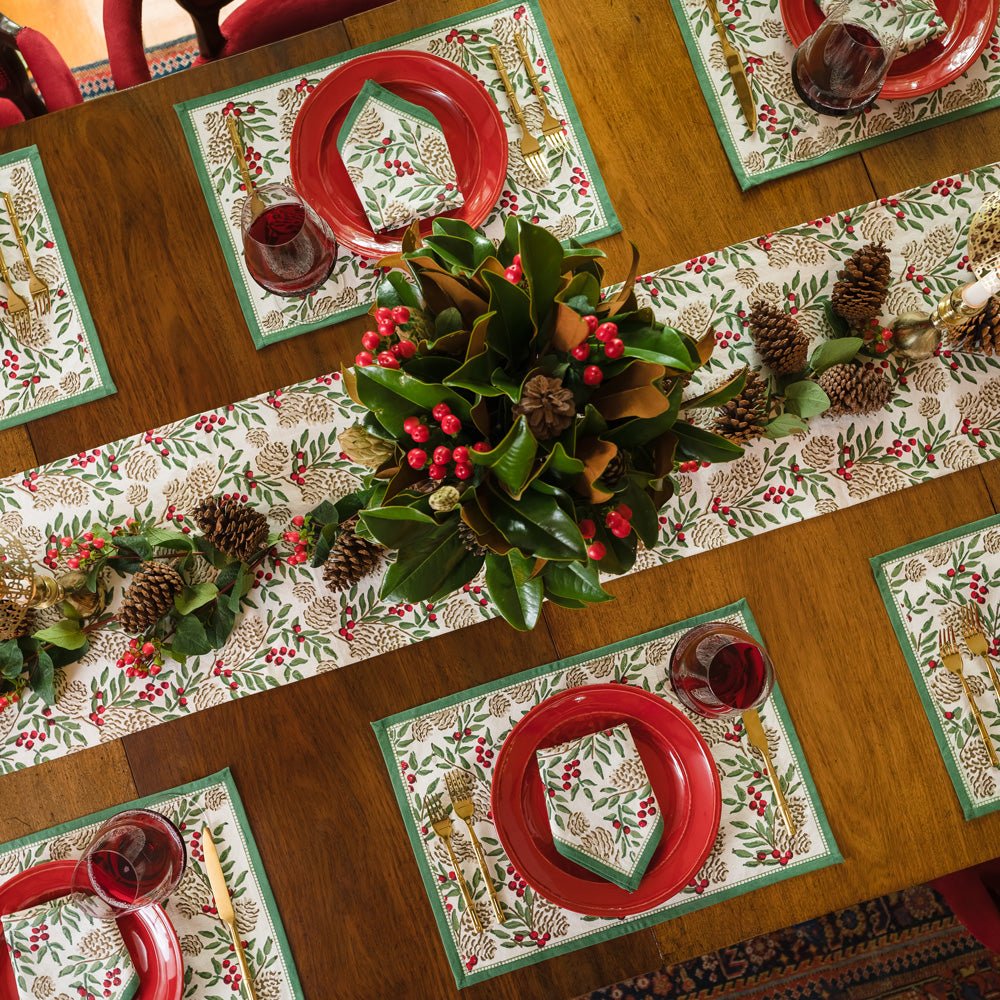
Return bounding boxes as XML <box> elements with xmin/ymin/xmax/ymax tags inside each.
<box><xmin>602</xmin><ymin>451</ymin><xmax>628</xmax><ymax>486</ymax></box>
<box><xmin>749</xmin><ymin>302</ymin><xmax>809</xmax><ymax>375</ymax></box>
<box><xmin>831</xmin><ymin>243</ymin><xmax>891</xmax><ymax>325</ymax></box>
<box><xmin>713</xmin><ymin>370</ymin><xmax>769</xmax><ymax>443</ymax></box>
<box><xmin>323</xmin><ymin>517</ymin><xmax>384</xmax><ymax>592</ymax></box>
<box><xmin>950</xmin><ymin>295</ymin><xmax>1000</xmax><ymax>355</ymax></box>
<box><xmin>513</xmin><ymin>375</ymin><xmax>576</xmax><ymax>440</ymax></box>
<box><xmin>117</xmin><ymin>562</ymin><xmax>184</xmax><ymax>635</ymax></box>
<box><xmin>818</xmin><ymin>363</ymin><xmax>893</xmax><ymax>416</ymax></box>
<box><xmin>192</xmin><ymin>496</ymin><xmax>269</xmax><ymax>562</ymax></box>
<box><xmin>457</xmin><ymin>520</ymin><xmax>487</xmax><ymax>557</ymax></box>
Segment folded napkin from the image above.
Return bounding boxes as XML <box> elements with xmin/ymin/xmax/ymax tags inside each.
<box><xmin>817</xmin><ymin>0</ymin><xmax>947</xmax><ymax>55</ymax></box>
<box><xmin>2</xmin><ymin>894</ymin><xmax>138</xmax><ymax>1000</ymax></box>
<box><xmin>536</xmin><ymin>723</ymin><xmax>663</xmax><ymax>891</ymax></box>
<box><xmin>337</xmin><ymin>79</ymin><xmax>465</xmax><ymax>233</ymax></box>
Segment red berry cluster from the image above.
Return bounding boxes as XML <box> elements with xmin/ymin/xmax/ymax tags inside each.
<box><xmin>355</xmin><ymin>305</ymin><xmax>414</xmax><ymax>368</ymax></box>
<box><xmin>931</xmin><ymin>176</ymin><xmax>961</xmax><ymax>197</ymax></box>
<box><xmin>757</xmin><ymin>848</ymin><xmax>794</xmax><ymax>866</ymax></box>
<box><xmin>746</xmin><ymin>774</ymin><xmax>769</xmax><ymax>817</ymax></box>
<box><xmin>293</xmin><ymin>78</ymin><xmax>315</xmax><ymax>95</ymax></box>
<box><xmin>0</xmin><ymin>688</ymin><xmax>20</xmax><ymax>712</ymax></box>
<box><xmin>577</xmin><ymin>518</ymin><xmax>605</xmax><ymax>561</ymax></box>
<box><xmin>569</xmin><ymin>317</ymin><xmax>625</xmax><ymax>386</ymax></box>
<box><xmin>558</xmin><ymin>757</ymin><xmax>582</xmax><ymax>790</ymax></box>
<box><xmin>87</xmin><ymin>691</ymin><xmax>106</xmax><ymax>726</ymax></box>
<box><xmin>187</xmin><ymin>828</ymin><xmax>205</xmax><ymax>863</ymax></box>
<box><xmin>222</xmin><ymin>949</ymin><xmax>247</xmax><ymax>992</ymax></box>
<box><xmin>506</xmin><ymin>863</ymin><xmax>528</xmax><ymax>898</ymax></box>
<box><xmin>960</xmin><ymin>416</ymin><xmax>988</xmax><ymax>450</ymax></box>
<box><xmin>878</xmin><ymin>195</ymin><xmax>905</xmax><ymax>220</ymax></box>
<box><xmin>968</xmin><ymin>571</ymin><xmax>989</xmax><ymax>605</ymax></box>
<box><xmin>689</xmin><ymin>875</ymin><xmax>710</xmax><ymax>894</ymax></box>
<box><xmin>611</xmin><ymin>818</ymin><xmax>631</xmax><ymax>833</ymax></box>
<box><xmin>512</xmin><ymin>930</ymin><xmax>550</xmax><ymax>949</ymax></box>
<box><xmin>43</xmin><ymin>529</ymin><xmax>109</xmax><ymax>572</ymax></box>
<box><xmin>212</xmin><ymin>657</ymin><xmax>241</xmax><ymax>691</ymax></box>
<box><xmin>474</xmin><ymin>734</ymin><xmax>495</xmax><ymax>769</ymax></box>
<box><xmin>504</xmin><ymin>252</ymin><xmax>523</xmax><ymax>284</ymax></box>
<box><xmin>117</xmin><ymin>638</ymin><xmax>162</xmax><ymax>679</ymax></box>
<box><xmin>101</xmin><ymin>968</ymin><xmax>125</xmax><ymax>996</ymax></box>
<box><xmin>14</xmin><ymin>727</ymin><xmax>46</xmax><ymax>749</ymax></box>
<box><xmin>1</xmin><ymin>347</ymin><xmax>20</xmax><ymax>379</ymax></box>
<box><xmin>142</xmin><ymin>429</ymin><xmax>170</xmax><ymax>457</ymax></box>
<box><xmin>194</xmin><ymin>411</ymin><xmax>228</xmax><ymax>434</ymax></box>
<box><xmin>404</xmin><ymin>407</ymin><xmax>483</xmax><ymax>481</ymax></box>
<box><xmin>605</xmin><ymin>503</ymin><xmax>633</xmax><ymax>539</ymax></box>
<box><xmin>636</xmin><ymin>793</ymin><xmax>656</xmax><ymax>828</ymax></box>
<box><xmin>26</xmin><ymin>923</ymin><xmax>49</xmax><ymax>951</ymax></box>
<box><xmin>282</xmin><ymin>514</ymin><xmax>309</xmax><ymax>565</ymax></box>
<box><xmin>678</xmin><ymin>460</ymin><xmax>710</xmax><ymax>473</ymax></box>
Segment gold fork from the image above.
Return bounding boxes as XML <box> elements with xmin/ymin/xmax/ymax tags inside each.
<box><xmin>513</xmin><ymin>32</ymin><xmax>568</xmax><ymax>151</ymax></box>
<box><xmin>2</xmin><ymin>192</ymin><xmax>49</xmax><ymax>317</ymax></box>
<box><xmin>488</xmin><ymin>44</ymin><xmax>547</xmax><ymax>183</ymax></box>
<box><xmin>940</xmin><ymin>626</ymin><xmax>999</xmax><ymax>767</ymax></box>
<box><xmin>961</xmin><ymin>604</ymin><xmax>1000</xmax><ymax>702</ymax></box>
<box><xmin>0</xmin><ymin>251</ymin><xmax>31</xmax><ymax>340</ymax></box>
<box><xmin>427</xmin><ymin>792</ymin><xmax>483</xmax><ymax>934</ymax></box>
<box><xmin>445</xmin><ymin>770</ymin><xmax>505</xmax><ymax>925</ymax></box>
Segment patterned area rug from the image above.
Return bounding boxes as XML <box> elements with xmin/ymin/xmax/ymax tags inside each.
<box><xmin>577</xmin><ymin>886</ymin><xmax>1000</xmax><ymax>999</ymax></box>
<box><xmin>71</xmin><ymin>34</ymin><xmax>198</xmax><ymax>99</ymax></box>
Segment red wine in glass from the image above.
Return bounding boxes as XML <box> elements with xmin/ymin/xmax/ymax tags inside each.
<box><xmin>792</xmin><ymin>19</ymin><xmax>892</xmax><ymax>116</ymax></box>
<box><xmin>669</xmin><ymin>622</ymin><xmax>774</xmax><ymax>718</ymax></box>
<box><xmin>241</xmin><ymin>184</ymin><xmax>337</xmax><ymax>296</ymax></box>
<box><xmin>75</xmin><ymin>809</ymin><xmax>186</xmax><ymax>915</ymax></box>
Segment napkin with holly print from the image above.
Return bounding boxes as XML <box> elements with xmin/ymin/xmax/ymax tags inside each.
<box><xmin>536</xmin><ymin>722</ymin><xmax>663</xmax><ymax>891</ymax></box>
<box><xmin>817</xmin><ymin>0</ymin><xmax>947</xmax><ymax>55</ymax></box>
<box><xmin>337</xmin><ymin>79</ymin><xmax>464</xmax><ymax>233</ymax></box>
<box><xmin>2</xmin><ymin>894</ymin><xmax>138</xmax><ymax>1000</ymax></box>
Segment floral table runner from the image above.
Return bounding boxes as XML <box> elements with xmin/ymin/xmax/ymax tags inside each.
<box><xmin>372</xmin><ymin>600</ymin><xmax>840</xmax><ymax>987</ymax></box>
<box><xmin>175</xmin><ymin>0</ymin><xmax>620</xmax><ymax>348</ymax></box>
<box><xmin>872</xmin><ymin>515</ymin><xmax>1000</xmax><ymax>820</ymax></box>
<box><xmin>0</xmin><ymin>769</ymin><xmax>304</xmax><ymax>999</ymax></box>
<box><xmin>0</xmin><ymin>146</ymin><xmax>115</xmax><ymax>428</ymax></box>
<box><xmin>670</xmin><ymin>0</ymin><xmax>1000</xmax><ymax>188</ymax></box>
<box><xmin>2</xmin><ymin>163</ymin><xmax>1000</xmax><ymax>774</ymax></box>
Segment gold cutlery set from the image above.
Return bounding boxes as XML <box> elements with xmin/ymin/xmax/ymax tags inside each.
<box><xmin>0</xmin><ymin>191</ymin><xmax>51</xmax><ymax>340</ymax></box>
<box><xmin>490</xmin><ymin>31</ymin><xmax>567</xmax><ymax>184</ymax></box>
<box><xmin>427</xmin><ymin>770</ymin><xmax>505</xmax><ymax>933</ymax></box>
<box><xmin>939</xmin><ymin>604</ymin><xmax>1000</xmax><ymax>766</ymax></box>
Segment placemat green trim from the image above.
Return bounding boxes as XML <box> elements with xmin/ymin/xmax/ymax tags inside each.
<box><xmin>0</xmin><ymin>146</ymin><xmax>116</xmax><ymax>427</ymax></box>
<box><xmin>0</xmin><ymin>768</ymin><xmax>305</xmax><ymax>999</ymax></box>
<box><xmin>372</xmin><ymin>598</ymin><xmax>841</xmax><ymax>988</ymax></box>
<box><xmin>174</xmin><ymin>0</ymin><xmax>621</xmax><ymax>349</ymax></box>
<box><xmin>552</xmin><ymin>812</ymin><xmax>664</xmax><ymax>890</ymax></box>
<box><xmin>871</xmin><ymin>513</ymin><xmax>1000</xmax><ymax>821</ymax></box>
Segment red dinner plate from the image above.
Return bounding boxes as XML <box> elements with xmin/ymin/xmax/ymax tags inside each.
<box><xmin>779</xmin><ymin>0</ymin><xmax>999</xmax><ymax>99</ymax></box>
<box><xmin>290</xmin><ymin>50</ymin><xmax>508</xmax><ymax>258</ymax></box>
<box><xmin>492</xmin><ymin>684</ymin><xmax>721</xmax><ymax>917</ymax></box>
<box><xmin>0</xmin><ymin>862</ymin><xmax>183</xmax><ymax>1000</ymax></box>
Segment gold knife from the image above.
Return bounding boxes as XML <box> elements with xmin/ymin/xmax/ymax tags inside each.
<box><xmin>705</xmin><ymin>0</ymin><xmax>756</xmax><ymax>132</ymax></box>
<box><xmin>742</xmin><ymin>709</ymin><xmax>796</xmax><ymax>837</ymax></box>
<box><xmin>203</xmin><ymin>826</ymin><xmax>258</xmax><ymax>1000</ymax></box>
<box><xmin>225</xmin><ymin>116</ymin><xmax>265</xmax><ymax>221</ymax></box>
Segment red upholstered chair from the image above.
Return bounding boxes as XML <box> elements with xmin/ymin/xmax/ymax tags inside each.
<box><xmin>105</xmin><ymin>0</ymin><xmax>392</xmax><ymax>91</ymax></box>
<box><xmin>0</xmin><ymin>14</ymin><xmax>82</xmax><ymax>120</ymax></box>
<box><xmin>932</xmin><ymin>860</ymin><xmax>1000</xmax><ymax>952</ymax></box>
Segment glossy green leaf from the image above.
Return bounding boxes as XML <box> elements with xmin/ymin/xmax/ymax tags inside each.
<box><xmin>683</xmin><ymin>367</ymin><xmax>749</xmax><ymax>409</ymax></box>
<box><xmin>354</xmin><ymin>365</ymin><xmax>472</xmax><ymax>435</ymax></box>
<box><xmin>170</xmin><ymin>614</ymin><xmax>213</xmax><ymax>656</ymax></box>
<box><xmin>360</xmin><ymin>506</ymin><xmax>437</xmax><ymax>548</ymax></box>
<box><xmin>376</xmin><ymin>271</ymin><xmax>424</xmax><ymax>311</ymax></box>
<box><xmin>542</xmin><ymin>560</ymin><xmax>613</xmax><ymax>604</ymax></box>
<box><xmin>380</xmin><ymin>523</ymin><xmax>484</xmax><ymax>603</ymax></box>
<box><xmin>488</xmin><ymin>485</ymin><xmax>587</xmax><ymax>561</ymax></box>
<box><xmin>621</xmin><ymin>326</ymin><xmax>695</xmax><ymax>369</ymax></box>
<box><xmin>174</xmin><ymin>582</ymin><xmax>219</xmax><ymax>616</ymax></box>
<box><xmin>784</xmin><ymin>380</ymin><xmax>831</xmax><ymax>418</ymax></box>
<box><xmin>482</xmin><ymin>270</ymin><xmax>532</xmax><ymax>362</ymax></box>
<box><xmin>674</xmin><ymin>422</ymin><xmax>744</xmax><ymax>462</ymax></box>
<box><xmin>518</xmin><ymin>222</ymin><xmax>564</xmax><ymax>331</ymax></box>
<box><xmin>0</xmin><ymin>639</ymin><xmax>23</xmax><ymax>680</ymax></box>
<box><xmin>810</xmin><ymin>337</ymin><xmax>864</xmax><ymax>373</ymax></box>
<box><xmin>34</xmin><ymin>619</ymin><xmax>87</xmax><ymax>650</ymax></box>
<box><xmin>763</xmin><ymin>413</ymin><xmax>809</xmax><ymax>439</ymax></box>
<box><xmin>485</xmin><ymin>551</ymin><xmax>543</xmax><ymax>630</ymax></box>
<box><xmin>470</xmin><ymin>416</ymin><xmax>538</xmax><ymax>495</ymax></box>
<box><xmin>29</xmin><ymin>649</ymin><xmax>55</xmax><ymax>705</ymax></box>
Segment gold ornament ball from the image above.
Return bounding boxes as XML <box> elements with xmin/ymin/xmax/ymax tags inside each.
<box><xmin>891</xmin><ymin>312</ymin><xmax>942</xmax><ymax>360</ymax></box>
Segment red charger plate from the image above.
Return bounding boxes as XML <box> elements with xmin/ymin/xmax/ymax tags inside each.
<box><xmin>0</xmin><ymin>862</ymin><xmax>183</xmax><ymax>1000</ymax></box>
<box><xmin>492</xmin><ymin>684</ymin><xmax>721</xmax><ymax>917</ymax></box>
<box><xmin>290</xmin><ymin>50</ymin><xmax>508</xmax><ymax>258</ymax></box>
<box><xmin>779</xmin><ymin>0</ymin><xmax>999</xmax><ymax>99</ymax></box>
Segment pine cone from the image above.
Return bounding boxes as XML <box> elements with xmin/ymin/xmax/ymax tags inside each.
<box><xmin>513</xmin><ymin>375</ymin><xmax>576</xmax><ymax>440</ymax></box>
<box><xmin>713</xmin><ymin>370</ymin><xmax>769</xmax><ymax>442</ymax></box>
<box><xmin>457</xmin><ymin>521</ymin><xmax>487</xmax><ymax>557</ymax></box>
<box><xmin>117</xmin><ymin>563</ymin><xmax>184</xmax><ymax>635</ymax></box>
<box><xmin>950</xmin><ymin>295</ymin><xmax>1000</xmax><ymax>355</ymax></box>
<box><xmin>602</xmin><ymin>451</ymin><xmax>628</xmax><ymax>486</ymax></box>
<box><xmin>831</xmin><ymin>242</ymin><xmax>891</xmax><ymax>325</ymax></box>
<box><xmin>749</xmin><ymin>302</ymin><xmax>809</xmax><ymax>375</ymax></box>
<box><xmin>192</xmin><ymin>496</ymin><xmax>269</xmax><ymax>561</ymax></box>
<box><xmin>818</xmin><ymin>363</ymin><xmax>893</xmax><ymax>416</ymax></box>
<box><xmin>323</xmin><ymin>517</ymin><xmax>384</xmax><ymax>592</ymax></box>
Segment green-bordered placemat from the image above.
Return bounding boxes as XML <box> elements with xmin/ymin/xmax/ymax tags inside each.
<box><xmin>373</xmin><ymin>599</ymin><xmax>840</xmax><ymax>987</ymax></box>
<box><xmin>872</xmin><ymin>514</ymin><xmax>1000</xmax><ymax>820</ymax></box>
<box><xmin>669</xmin><ymin>0</ymin><xmax>1000</xmax><ymax>189</ymax></box>
<box><xmin>0</xmin><ymin>769</ymin><xmax>304</xmax><ymax>999</ymax></box>
<box><xmin>0</xmin><ymin>146</ymin><xmax>115</xmax><ymax>428</ymax></box>
<box><xmin>175</xmin><ymin>0</ymin><xmax>620</xmax><ymax>348</ymax></box>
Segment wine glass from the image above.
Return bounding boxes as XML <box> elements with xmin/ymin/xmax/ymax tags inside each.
<box><xmin>668</xmin><ymin>621</ymin><xmax>774</xmax><ymax>718</ymax></box>
<box><xmin>73</xmin><ymin>808</ymin><xmax>187</xmax><ymax>917</ymax></box>
<box><xmin>791</xmin><ymin>0</ymin><xmax>905</xmax><ymax>116</ymax></box>
<box><xmin>241</xmin><ymin>183</ymin><xmax>337</xmax><ymax>296</ymax></box>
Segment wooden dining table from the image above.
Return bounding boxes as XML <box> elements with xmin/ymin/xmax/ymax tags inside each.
<box><xmin>1</xmin><ymin>0</ymin><xmax>999</xmax><ymax>996</ymax></box>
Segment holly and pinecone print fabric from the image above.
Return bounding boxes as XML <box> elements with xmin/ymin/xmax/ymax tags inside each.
<box><xmin>0</xmin><ymin>146</ymin><xmax>115</xmax><ymax>428</ymax></box>
<box><xmin>816</xmin><ymin>0</ymin><xmax>947</xmax><ymax>54</ymax></box>
<box><xmin>536</xmin><ymin>723</ymin><xmax>663</xmax><ymax>891</ymax></box>
<box><xmin>0</xmin><ymin>771</ymin><xmax>303</xmax><ymax>1000</ymax></box>
<box><xmin>337</xmin><ymin>80</ymin><xmax>465</xmax><ymax>233</ymax></box>
<box><xmin>373</xmin><ymin>601</ymin><xmax>839</xmax><ymax>987</ymax></box>
<box><xmin>2</xmin><ymin>894</ymin><xmax>138</xmax><ymax>1000</ymax></box>
<box><xmin>176</xmin><ymin>0</ymin><xmax>619</xmax><ymax>348</ymax></box>
<box><xmin>872</xmin><ymin>514</ymin><xmax>1000</xmax><ymax>819</ymax></box>
<box><xmin>671</xmin><ymin>0</ymin><xmax>1000</xmax><ymax>188</ymax></box>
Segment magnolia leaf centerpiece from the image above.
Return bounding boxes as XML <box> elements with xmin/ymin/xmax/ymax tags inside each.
<box><xmin>322</xmin><ymin>217</ymin><xmax>745</xmax><ymax>630</ymax></box>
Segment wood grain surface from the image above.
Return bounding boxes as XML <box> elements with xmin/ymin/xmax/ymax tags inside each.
<box><xmin>0</xmin><ymin>0</ymin><xmax>997</xmax><ymax>996</ymax></box>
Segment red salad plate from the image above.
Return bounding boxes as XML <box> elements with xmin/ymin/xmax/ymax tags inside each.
<box><xmin>0</xmin><ymin>861</ymin><xmax>183</xmax><ymax>1000</ymax></box>
<box><xmin>492</xmin><ymin>684</ymin><xmax>721</xmax><ymax>917</ymax></box>
<box><xmin>290</xmin><ymin>50</ymin><xmax>508</xmax><ymax>258</ymax></box>
<box><xmin>779</xmin><ymin>0</ymin><xmax>999</xmax><ymax>99</ymax></box>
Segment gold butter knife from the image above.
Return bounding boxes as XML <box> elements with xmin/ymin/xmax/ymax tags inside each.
<box><xmin>225</xmin><ymin>116</ymin><xmax>265</xmax><ymax>221</ymax></box>
<box><xmin>203</xmin><ymin>826</ymin><xmax>258</xmax><ymax>1000</ymax></box>
<box><xmin>705</xmin><ymin>0</ymin><xmax>756</xmax><ymax>132</ymax></box>
<box><xmin>742</xmin><ymin>709</ymin><xmax>796</xmax><ymax>837</ymax></box>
